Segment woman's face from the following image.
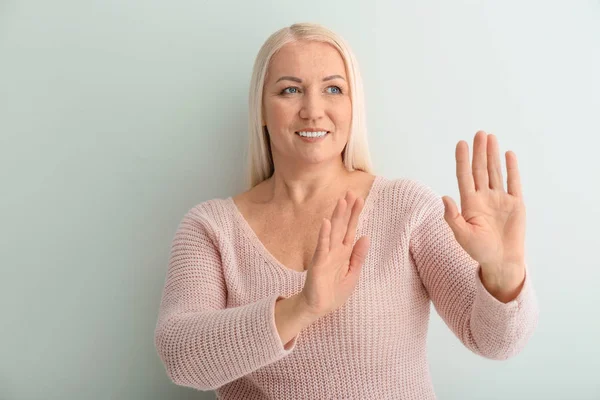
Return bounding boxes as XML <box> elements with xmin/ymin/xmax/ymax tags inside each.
<box><xmin>262</xmin><ymin>40</ymin><xmax>351</xmax><ymax>167</ymax></box>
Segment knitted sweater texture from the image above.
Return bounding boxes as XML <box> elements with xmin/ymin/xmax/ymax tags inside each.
<box><xmin>154</xmin><ymin>175</ymin><xmax>539</xmax><ymax>399</ymax></box>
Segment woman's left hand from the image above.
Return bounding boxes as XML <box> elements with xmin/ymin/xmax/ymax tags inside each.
<box><xmin>442</xmin><ymin>131</ymin><xmax>527</xmax><ymax>296</ymax></box>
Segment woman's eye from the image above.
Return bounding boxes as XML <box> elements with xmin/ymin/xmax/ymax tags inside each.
<box><xmin>281</xmin><ymin>87</ymin><xmax>299</xmax><ymax>94</ymax></box>
<box><xmin>327</xmin><ymin>86</ymin><xmax>342</xmax><ymax>94</ymax></box>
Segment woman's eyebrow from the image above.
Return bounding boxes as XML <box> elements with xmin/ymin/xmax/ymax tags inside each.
<box><xmin>275</xmin><ymin>75</ymin><xmax>346</xmax><ymax>83</ymax></box>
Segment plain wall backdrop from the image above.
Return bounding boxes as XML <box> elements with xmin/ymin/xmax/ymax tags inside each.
<box><xmin>1</xmin><ymin>1</ymin><xmax>598</xmax><ymax>399</ymax></box>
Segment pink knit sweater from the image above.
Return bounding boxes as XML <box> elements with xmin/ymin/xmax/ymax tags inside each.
<box><xmin>154</xmin><ymin>175</ymin><xmax>539</xmax><ymax>399</ymax></box>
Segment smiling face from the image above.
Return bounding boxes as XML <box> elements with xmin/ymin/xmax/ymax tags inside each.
<box><xmin>262</xmin><ymin>40</ymin><xmax>351</xmax><ymax>168</ymax></box>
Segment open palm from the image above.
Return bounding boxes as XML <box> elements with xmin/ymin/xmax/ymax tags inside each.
<box><xmin>442</xmin><ymin>131</ymin><xmax>526</xmax><ymax>277</ymax></box>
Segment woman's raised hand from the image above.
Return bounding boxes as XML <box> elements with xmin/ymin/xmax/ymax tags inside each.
<box><xmin>299</xmin><ymin>190</ymin><xmax>371</xmax><ymax>318</ymax></box>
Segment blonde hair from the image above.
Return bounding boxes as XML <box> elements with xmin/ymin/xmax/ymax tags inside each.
<box><xmin>245</xmin><ymin>22</ymin><xmax>374</xmax><ymax>189</ymax></box>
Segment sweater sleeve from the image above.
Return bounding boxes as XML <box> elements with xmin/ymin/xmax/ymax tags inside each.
<box><xmin>408</xmin><ymin>183</ymin><xmax>539</xmax><ymax>360</ymax></box>
<box><xmin>153</xmin><ymin>207</ymin><xmax>299</xmax><ymax>391</ymax></box>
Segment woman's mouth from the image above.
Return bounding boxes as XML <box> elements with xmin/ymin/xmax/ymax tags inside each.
<box><xmin>295</xmin><ymin>131</ymin><xmax>330</xmax><ymax>142</ymax></box>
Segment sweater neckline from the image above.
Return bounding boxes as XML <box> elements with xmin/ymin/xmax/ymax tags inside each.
<box><xmin>225</xmin><ymin>175</ymin><xmax>385</xmax><ymax>275</ymax></box>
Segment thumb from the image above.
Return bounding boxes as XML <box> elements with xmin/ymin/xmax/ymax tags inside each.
<box><xmin>441</xmin><ymin>196</ymin><xmax>468</xmax><ymax>243</ymax></box>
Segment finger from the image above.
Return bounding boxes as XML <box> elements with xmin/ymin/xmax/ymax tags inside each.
<box><xmin>338</xmin><ymin>191</ymin><xmax>356</xmax><ymax>245</ymax></box>
<box><xmin>329</xmin><ymin>194</ymin><xmax>348</xmax><ymax>250</ymax></box>
<box><xmin>472</xmin><ymin>130</ymin><xmax>489</xmax><ymax>191</ymax></box>
<box><xmin>348</xmin><ymin>235</ymin><xmax>369</xmax><ymax>274</ymax></box>
<box><xmin>442</xmin><ymin>196</ymin><xmax>469</xmax><ymax>244</ymax></box>
<box><xmin>313</xmin><ymin>217</ymin><xmax>331</xmax><ymax>265</ymax></box>
<box><xmin>506</xmin><ymin>151</ymin><xmax>523</xmax><ymax>198</ymax></box>
<box><xmin>487</xmin><ymin>134</ymin><xmax>504</xmax><ymax>191</ymax></box>
<box><xmin>344</xmin><ymin>190</ymin><xmax>357</xmax><ymax>224</ymax></box>
<box><xmin>456</xmin><ymin>140</ymin><xmax>475</xmax><ymax>205</ymax></box>
<box><xmin>343</xmin><ymin>195</ymin><xmax>364</xmax><ymax>246</ymax></box>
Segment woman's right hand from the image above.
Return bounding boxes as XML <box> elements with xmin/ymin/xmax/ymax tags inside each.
<box><xmin>298</xmin><ymin>190</ymin><xmax>371</xmax><ymax>319</ymax></box>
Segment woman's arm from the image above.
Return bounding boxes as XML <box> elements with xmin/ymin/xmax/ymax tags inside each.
<box><xmin>154</xmin><ymin>208</ymin><xmax>305</xmax><ymax>391</ymax></box>
<box><xmin>408</xmin><ymin>182</ymin><xmax>539</xmax><ymax>360</ymax></box>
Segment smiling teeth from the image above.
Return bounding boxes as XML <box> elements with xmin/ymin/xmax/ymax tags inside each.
<box><xmin>297</xmin><ymin>131</ymin><xmax>328</xmax><ymax>137</ymax></box>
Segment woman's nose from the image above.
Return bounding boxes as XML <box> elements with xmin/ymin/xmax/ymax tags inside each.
<box><xmin>299</xmin><ymin>90</ymin><xmax>325</xmax><ymax>120</ymax></box>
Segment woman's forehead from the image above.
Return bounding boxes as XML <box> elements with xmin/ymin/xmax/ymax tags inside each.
<box><xmin>267</xmin><ymin>41</ymin><xmax>346</xmax><ymax>82</ymax></box>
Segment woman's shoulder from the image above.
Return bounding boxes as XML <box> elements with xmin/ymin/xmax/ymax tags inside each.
<box><xmin>375</xmin><ymin>175</ymin><xmax>443</xmax><ymax>220</ymax></box>
<box><xmin>379</xmin><ymin>175</ymin><xmax>441</xmax><ymax>201</ymax></box>
<box><xmin>175</xmin><ymin>196</ymin><xmax>233</xmax><ymax>238</ymax></box>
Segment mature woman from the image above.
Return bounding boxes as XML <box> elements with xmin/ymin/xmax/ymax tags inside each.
<box><xmin>154</xmin><ymin>22</ymin><xmax>539</xmax><ymax>399</ymax></box>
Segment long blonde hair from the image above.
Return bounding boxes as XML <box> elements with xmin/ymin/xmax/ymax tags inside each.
<box><xmin>246</xmin><ymin>22</ymin><xmax>374</xmax><ymax>189</ymax></box>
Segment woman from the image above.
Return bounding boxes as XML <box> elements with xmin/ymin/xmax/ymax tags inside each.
<box><xmin>154</xmin><ymin>22</ymin><xmax>539</xmax><ymax>399</ymax></box>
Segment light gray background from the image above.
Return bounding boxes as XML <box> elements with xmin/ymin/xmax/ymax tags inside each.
<box><xmin>1</xmin><ymin>1</ymin><xmax>598</xmax><ymax>399</ymax></box>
